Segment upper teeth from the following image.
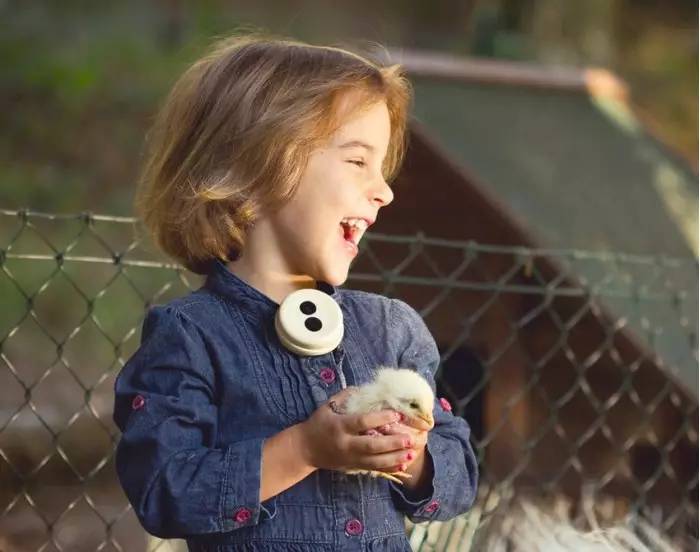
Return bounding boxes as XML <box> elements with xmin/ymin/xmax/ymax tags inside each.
<box><xmin>341</xmin><ymin>217</ymin><xmax>368</xmax><ymax>231</ymax></box>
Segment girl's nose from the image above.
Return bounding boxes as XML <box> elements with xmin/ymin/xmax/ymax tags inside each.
<box><xmin>371</xmin><ymin>176</ymin><xmax>394</xmax><ymax>207</ymax></box>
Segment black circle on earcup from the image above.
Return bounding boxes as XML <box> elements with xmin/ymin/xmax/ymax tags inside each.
<box><xmin>304</xmin><ymin>317</ymin><xmax>322</xmax><ymax>332</ymax></box>
<box><xmin>300</xmin><ymin>301</ymin><xmax>317</xmax><ymax>315</ymax></box>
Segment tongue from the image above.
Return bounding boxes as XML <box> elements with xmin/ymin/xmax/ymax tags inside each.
<box><xmin>341</xmin><ymin>224</ymin><xmax>353</xmax><ymax>242</ymax></box>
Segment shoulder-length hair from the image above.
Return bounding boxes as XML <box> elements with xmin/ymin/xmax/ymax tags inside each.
<box><xmin>135</xmin><ymin>32</ymin><xmax>412</xmax><ymax>274</ymax></box>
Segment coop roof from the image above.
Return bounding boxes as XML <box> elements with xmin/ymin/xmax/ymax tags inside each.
<box><xmin>383</xmin><ymin>49</ymin><xmax>698</xmax><ymax>395</ymax></box>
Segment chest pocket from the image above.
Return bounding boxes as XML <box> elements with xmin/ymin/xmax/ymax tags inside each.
<box><xmin>239</xmin><ymin>315</ymin><xmax>322</xmax><ymax>425</ymax></box>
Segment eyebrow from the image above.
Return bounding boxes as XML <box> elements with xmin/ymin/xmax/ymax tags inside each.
<box><xmin>338</xmin><ymin>140</ymin><xmax>376</xmax><ymax>153</ymax></box>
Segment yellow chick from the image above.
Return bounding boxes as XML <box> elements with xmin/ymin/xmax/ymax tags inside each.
<box><xmin>342</xmin><ymin>366</ymin><xmax>435</xmax><ymax>484</ymax></box>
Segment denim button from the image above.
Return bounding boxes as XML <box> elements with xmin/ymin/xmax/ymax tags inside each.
<box><xmin>425</xmin><ymin>499</ymin><xmax>440</xmax><ymax>513</ymax></box>
<box><xmin>345</xmin><ymin>518</ymin><xmax>363</xmax><ymax>535</ymax></box>
<box><xmin>131</xmin><ymin>395</ymin><xmax>145</xmax><ymax>410</ymax></box>
<box><xmin>319</xmin><ymin>367</ymin><xmax>336</xmax><ymax>384</ymax></box>
<box><xmin>438</xmin><ymin>397</ymin><xmax>452</xmax><ymax>413</ymax></box>
<box><xmin>233</xmin><ymin>507</ymin><xmax>252</xmax><ymax>523</ymax></box>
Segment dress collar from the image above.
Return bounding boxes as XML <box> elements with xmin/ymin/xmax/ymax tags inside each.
<box><xmin>204</xmin><ymin>258</ymin><xmax>340</xmax><ymax>317</ymax></box>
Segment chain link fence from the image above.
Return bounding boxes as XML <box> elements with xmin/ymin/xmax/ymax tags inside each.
<box><xmin>0</xmin><ymin>209</ymin><xmax>697</xmax><ymax>551</ymax></box>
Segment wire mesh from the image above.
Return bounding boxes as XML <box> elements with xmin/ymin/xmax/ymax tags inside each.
<box><xmin>0</xmin><ymin>209</ymin><xmax>696</xmax><ymax>551</ymax></box>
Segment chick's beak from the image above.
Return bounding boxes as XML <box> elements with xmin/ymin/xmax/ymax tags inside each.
<box><xmin>417</xmin><ymin>412</ymin><xmax>434</xmax><ymax>429</ymax></box>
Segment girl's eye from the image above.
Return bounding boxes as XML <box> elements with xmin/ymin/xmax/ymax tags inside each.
<box><xmin>348</xmin><ymin>160</ymin><xmax>366</xmax><ymax>168</ymax></box>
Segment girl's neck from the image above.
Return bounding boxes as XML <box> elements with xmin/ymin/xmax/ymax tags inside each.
<box><xmin>224</xmin><ymin>256</ymin><xmax>316</xmax><ymax>306</ymax></box>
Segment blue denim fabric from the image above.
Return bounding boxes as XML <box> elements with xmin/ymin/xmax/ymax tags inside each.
<box><xmin>113</xmin><ymin>259</ymin><xmax>478</xmax><ymax>551</ymax></box>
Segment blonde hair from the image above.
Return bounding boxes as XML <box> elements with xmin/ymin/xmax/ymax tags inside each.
<box><xmin>135</xmin><ymin>32</ymin><xmax>412</xmax><ymax>274</ymax></box>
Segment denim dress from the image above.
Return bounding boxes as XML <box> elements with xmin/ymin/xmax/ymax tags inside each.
<box><xmin>113</xmin><ymin>258</ymin><xmax>478</xmax><ymax>551</ymax></box>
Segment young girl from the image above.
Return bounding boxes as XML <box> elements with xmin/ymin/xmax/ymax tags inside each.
<box><xmin>113</xmin><ymin>33</ymin><xmax>478</xmax><ymax>551</ymax></box>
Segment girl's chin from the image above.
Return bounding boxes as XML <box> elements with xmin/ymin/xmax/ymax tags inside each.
<box><xmin>320</xmin><ymin>266</ymin><xmax>349</xmax><ymax>287</ymax></box>
<box><xmin>317</xmin><ymin>258</ymin><xmax>351</xmax><ymax>287</ymax></box>
<box><xmin>312</xmin><ymin>238</ymin><xmax>356</xmax><ymax>286</ymax></box>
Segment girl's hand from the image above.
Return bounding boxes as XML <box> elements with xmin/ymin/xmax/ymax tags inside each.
<box><xmin>298</xmin><ymin>387</ymin><xmax>415</xmax><ymax>474</ymax></box>
<box><xmin>374</xmin><ymin>415</ymin><xmax>431</xmax><ymax>472</ymax></box>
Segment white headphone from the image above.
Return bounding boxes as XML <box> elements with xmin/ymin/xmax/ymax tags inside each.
<box><xmin>274</xmin><ymin>288</ymin><xmax>344</xmax><ymax>356</ymax></box>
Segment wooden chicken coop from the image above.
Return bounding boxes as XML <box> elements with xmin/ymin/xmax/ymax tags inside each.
<box><xmin>349</xmin><ymin>49</ymin><xmax>698</xmax><ymax>539</ymax></box>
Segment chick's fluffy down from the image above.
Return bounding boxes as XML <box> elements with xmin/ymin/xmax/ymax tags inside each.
<box><xmin>342</xmin><ymin>366</ymin><xmax>435</xmax><ymax>484</ymax></box>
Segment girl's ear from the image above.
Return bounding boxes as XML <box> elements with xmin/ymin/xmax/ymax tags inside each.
<box><xmin>226</xmin><ymin>248</ymin><xmax>241</xmax><ymax>261</ymax></box>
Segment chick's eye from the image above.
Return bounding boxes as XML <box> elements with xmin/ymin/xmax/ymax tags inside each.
<box><xmin>409</xmin><ymin>401</ymin><xmax>419</xmax><ymax>409</ymax></box>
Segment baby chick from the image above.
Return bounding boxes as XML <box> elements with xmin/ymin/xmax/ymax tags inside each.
<box><xmin>341</xmin><ymin>366</ymin><xmax>435</xmax><ymax>484</ymax></box>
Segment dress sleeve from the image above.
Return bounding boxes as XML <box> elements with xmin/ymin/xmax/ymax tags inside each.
<box><xmin>113</xmin><ymin>305</ymin><xmax>276</xmax><ymax>538</ymax></box>
<box><xmin>387</xmin><ymin>298</ymin><xmax>479</xmax><ymax>523</ymax></box>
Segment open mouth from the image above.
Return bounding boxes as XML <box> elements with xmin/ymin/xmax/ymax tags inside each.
<box><xmin>339</xmin><ymin>224</ymin><xmax>358</xmax><ymax>256</ymax></box>
<box><xmin>341</xmin><ymin>223</ymin><xmax>357</xmax><ymax>243</ymax></box>
<box><xmin>339</xmin><ymin>218</ymin><xmax>368</xmax><ymax>252</ymax></box>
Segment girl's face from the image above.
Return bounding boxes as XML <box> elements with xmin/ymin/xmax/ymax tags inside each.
<box><xmin>267</xmin><ymin>93</ymin><xmax>394</xmax><ymax>287</ymax></box>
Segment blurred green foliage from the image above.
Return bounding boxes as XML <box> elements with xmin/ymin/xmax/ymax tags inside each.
<box><xmin>1</xmin><ymin>1</ymin><xmax>221</xmax><ymax>214</ymax></box>
<box><xmin>0</xmin><ymin>0</ymin><xmax>696</xmax><ymax>216</ymax></box>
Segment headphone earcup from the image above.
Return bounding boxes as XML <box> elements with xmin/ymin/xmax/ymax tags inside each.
<box><xmin>275</xmin><ymin>288</ymin><xmax>343</xmax><ymax>356</ymax></box>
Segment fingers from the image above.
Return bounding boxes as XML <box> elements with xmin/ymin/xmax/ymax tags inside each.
<box><xmin>352</xmin><ymin>446</ymin><xmax>416</xmax><ymax>472</ymax></box>
<box><xmin>347</xmin><ymin>432</ymin><xmax>412</xmax><ymax>455</ymax></box>
<box><xmin>375</xmin><ymin>425</ymin><xmax>428</xmax><ymax>455</ymax></box>
<box><xmin>375</xmin><ymin>422</ymin><xmax>427</xmax><ymax>440</ymax></box>
<box><xmin>325</xmin><ymin>387</ymin><xmax>358</xmax><ymax>415</ymax></box>
<box><xmin>327</xmin><ymin>387</ymin><xmax>357</xmax><ymax>408</ymax></box>
<box><xmin>350</xmin><ymin>409</ymin><xmax>400</xmax><ymax>433</ymax></box>
<box><xmin>377</xmin><ymin>423</ymin><xmax>413</xmax><ymax>436</ymax></box>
